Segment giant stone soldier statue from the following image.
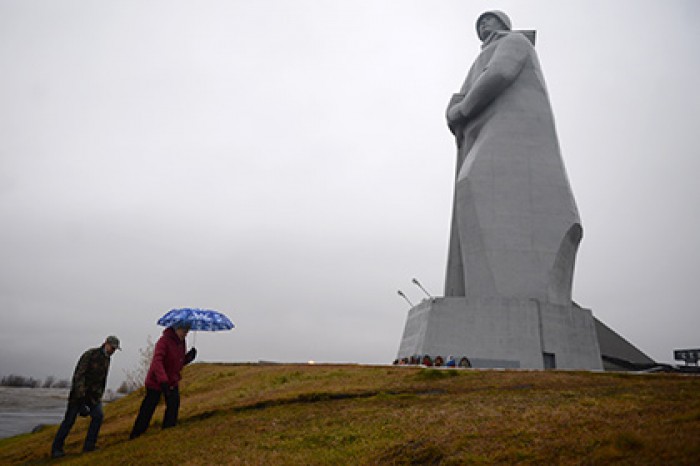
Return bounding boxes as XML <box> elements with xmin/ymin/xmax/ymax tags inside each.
<box><xmin>444</xmin><ymin>10</ymin><xmax>581</xmax><ymax>305</ymax></box>
<box><xmin>395</xmin><ymin>11</ymin><xmax>651</xmax><ymax>371</ymax></box>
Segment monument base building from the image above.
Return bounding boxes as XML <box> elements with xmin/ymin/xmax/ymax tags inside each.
<box><xmin>397</xmin><ymin>298</ymin><xmax>601</xmax><ymax>370</ymax></box>
<box><xmin>396</xmin><ymin>299</ymin><xmax>654</xmax><ymax>370</ymax></box>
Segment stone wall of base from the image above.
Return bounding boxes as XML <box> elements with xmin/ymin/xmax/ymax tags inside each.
<box><xmin>396</xmin><ymin>297</ymin><xmax>603</xmax><ymax>370</ymax></box>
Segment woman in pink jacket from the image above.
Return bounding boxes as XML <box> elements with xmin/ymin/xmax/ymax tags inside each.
<box><xmin>129</xmin><ymin>323</ymin><xmax>196</xmax><ymax>439</ymax></box>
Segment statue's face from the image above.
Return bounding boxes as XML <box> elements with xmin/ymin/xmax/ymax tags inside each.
<box><xmin>478</xmin><ymin>14</ymin><xmax>507</xmax><ymax>41</ymax></box>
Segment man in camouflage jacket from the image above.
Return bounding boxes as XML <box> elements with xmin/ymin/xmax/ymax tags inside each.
<box><xmin>51</xmin><ymin>335</ymin><xmax>120</xmax><ymax>458</ymax></box>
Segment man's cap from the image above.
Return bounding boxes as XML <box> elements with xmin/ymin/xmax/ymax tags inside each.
<box><xmin>476</xmin><ymin>10</ymin><xmax>512</xmax><ymax>40</ymax></box>
<box><xmin>106</xmin><ymin>335</ymin><xmax>121</xmax><ymax>350</ymax></box>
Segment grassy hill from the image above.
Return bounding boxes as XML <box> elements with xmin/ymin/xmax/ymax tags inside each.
<box><xmin>1</xmin><ymin>363</ymin><xmax>699</xmax><ymax>464</ymax></box>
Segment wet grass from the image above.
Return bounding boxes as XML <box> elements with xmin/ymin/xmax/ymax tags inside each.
<box><xmin>1</xmin><ymin>364</ymin><xmax>699</xmax><ymax>464</ymax></box>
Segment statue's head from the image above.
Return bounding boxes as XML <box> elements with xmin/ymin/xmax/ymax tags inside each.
<box><xmin>476</xmin><ymin>10</ymin><xmax>511</xmax><ymax>41</ymax></box>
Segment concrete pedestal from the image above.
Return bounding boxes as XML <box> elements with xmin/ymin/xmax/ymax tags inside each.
<box><xmin>397</xmin><ymin>297</ymin><xmax>603</xmax><ymax>370</ymax></box>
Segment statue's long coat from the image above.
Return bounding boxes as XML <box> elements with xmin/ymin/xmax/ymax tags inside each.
<box><xmin>445</xmin><ymin>31</ymin><xmax>581</xmax><ymax>305</ymax></box>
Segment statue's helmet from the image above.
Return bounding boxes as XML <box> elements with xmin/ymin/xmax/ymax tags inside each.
<box><xmin>475</xmin><ymin>10</ymin><xmax>512</xmax><ymax>40</ymax></box>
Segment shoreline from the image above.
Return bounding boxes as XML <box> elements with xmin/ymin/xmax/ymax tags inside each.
<box><xmin>0</xmin><ymin>386</ymin><xmax>126</xmax><ymax>440</ymax></box>
<box><xmin>0</xmin><ymin>386</ymin><xmax>68</xmax><ymax>439</ymax></box>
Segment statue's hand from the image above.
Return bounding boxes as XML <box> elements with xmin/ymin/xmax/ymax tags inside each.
<box><xmin>447</xmin><ymin>118</ymin><xmax>461</xmax><ymax>137</ymax></box>
<box><xmin>446</xmin><ymin>104</ymin><xmax>463</xmax><ymax>125</ymax></box>
<box><xmin>447</xmin><ymin>108</ymin><xmax>468</xmax><ymax>142</ymax></box>
<box><xmin>446</xmin><ymin>93</ymin><xmax>465</xmax><ymax>123</ymax></box>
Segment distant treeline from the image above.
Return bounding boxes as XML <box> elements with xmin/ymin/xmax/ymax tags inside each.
<box><xmin>1</xmin><ymin>374</ymin><xmax>70</xmax><ymax>389</ymax></box>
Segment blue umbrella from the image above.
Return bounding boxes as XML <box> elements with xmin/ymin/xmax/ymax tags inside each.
<box><xmin>157</xmin><ymin>308</ymin><xmax>235</xmax><ymax>331</ymax></box>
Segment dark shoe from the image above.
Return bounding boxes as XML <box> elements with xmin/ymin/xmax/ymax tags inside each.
<box><xmin>51</xmin><ymin>450</ymin><xmax>65</xmax><ymax>458</ymax></box>
<box><xmin>83</xmin><ymin>446</ymin><xmax>99</xmax><ymax>453</ymax></box>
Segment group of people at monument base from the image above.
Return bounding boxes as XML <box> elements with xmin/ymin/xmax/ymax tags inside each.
<box><xmin>50</xmin><ymin>322</ymin><xmax>196</xmax><ymax>459</ymax></box>
<box><xmin>394</xmin><ymin>354</ymin><xmax>472</xmax><ymax>368</ymax></box>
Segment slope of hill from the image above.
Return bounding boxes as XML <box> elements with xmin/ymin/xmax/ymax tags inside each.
<box><xmin>1</xmin><ymin>363</ymin><xmax>698</xmax><ymax>464</ymax></box>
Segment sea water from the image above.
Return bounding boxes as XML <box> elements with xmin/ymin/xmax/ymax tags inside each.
<box><xmin>0</xmin><ymin>387</ymin><xmax>68</xmax><ymax>439</ymax></box>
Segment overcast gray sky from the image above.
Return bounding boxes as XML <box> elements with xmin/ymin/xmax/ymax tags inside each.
<box><xmin>1</xmin><ymin>0</ymin><xmax>698</xmax><ymax>386</ymax></box>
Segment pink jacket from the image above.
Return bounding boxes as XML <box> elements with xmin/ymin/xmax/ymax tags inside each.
<box><xmin>145</xmin><ymin>327</ymin><xmax>194</xmax><ymax>390</ymax></box>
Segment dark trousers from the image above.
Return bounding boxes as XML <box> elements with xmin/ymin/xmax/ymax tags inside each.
<box><xmin>51</xmin><ymin>401</ymin><xmax>104</xmax><ymax>453</ymax></box>
<box><xmin>129</xmin><ymin>386</ymin><xmax>180</xmax><ymax>439</ymax></box>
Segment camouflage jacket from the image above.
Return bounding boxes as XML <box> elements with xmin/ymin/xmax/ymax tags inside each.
<box><xmin>68</xmin><ymin>345</ymin><xmax>111</xmax><ymax>405</ymax></box>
